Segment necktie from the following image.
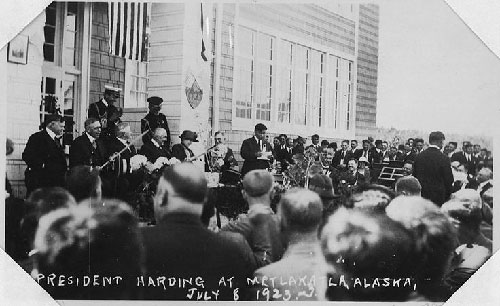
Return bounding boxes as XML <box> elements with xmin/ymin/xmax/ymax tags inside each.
<box><xmin>55</xmin><ymin>137</ymin><xmax>62</xmax><ymax>149</ymax></box>
<box><xmin>92</xmin><ymin>140</ymin><xmax>97</xmax><ymax>150</ymax></box>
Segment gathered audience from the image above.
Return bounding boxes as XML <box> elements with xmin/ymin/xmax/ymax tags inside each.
<box><xmin>6</xmin><ymin>120</ymin><xmax>493</xmax><ymax>302</ymax></box>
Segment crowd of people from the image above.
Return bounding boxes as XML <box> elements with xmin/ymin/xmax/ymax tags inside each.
<box><xmin>3</xmin><ymin>85</ymin><xmax>494</xmax><ymax>301</ymax></box>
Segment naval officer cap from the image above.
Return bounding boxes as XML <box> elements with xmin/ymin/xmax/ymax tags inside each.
<box><xmin>104</xmin><ymin>85</ymin><xmax>122</xmax><ymax>95</ymax></box>
<box><xmin>147</xmin><ymin>96</ymin><xmax>163</xmax><ymax>106</ymax></box>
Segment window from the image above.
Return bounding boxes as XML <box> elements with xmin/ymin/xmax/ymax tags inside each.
<box><xmin>277</xmin><ymin>40</ymin><xmax>292</xmax><ymax>123</ymax></box>
<box><xmin>43</xmin><ymin>2</ymin><xmax>57</xmax><ymax>62</ymax></box>
<box><xmin>233</xmin><ymin>25</ymin><xmax>355</xmax><ymax>135</ymax></box>
<box><xmin>235</xmin><ymin>27</ymin><xmax>254</xmax><ymax>119</ymax></box>
<box><xmin>124</xmin><ymin>59</ymin><xmax>148</xmax><ymax>108</ymax></box>
<box><xmin>41</xmin><ymin>2</ymin><xmax>83</xmax><ymax>145</ymax></box>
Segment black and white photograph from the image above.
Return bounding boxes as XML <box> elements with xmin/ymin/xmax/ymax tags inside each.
<box><xmin>1</xmin><ymin>0</ymin><xmax>499</xmax><ymax>304</ymax></box>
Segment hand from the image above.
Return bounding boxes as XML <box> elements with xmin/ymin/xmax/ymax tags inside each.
<box><xmin>255</xmin><ymin>151</ymin><xmax>263</xmax><ymax>157</ymax></box>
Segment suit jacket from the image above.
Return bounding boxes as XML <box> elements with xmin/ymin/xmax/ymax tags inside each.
<box><xmin>414</xmin><ymin>147</ymin><xmax>454</xmax><ymax>206</ymax></box>
<box><xmin>350</xmin><ymin>148</ymin><xmax>363</xmax><ymax>160</ymax></box>
<box><xmin>88</xmin><ymin>99</ymin><xmax>121</xmax><ymax>138</ymax></box>
<box><xmin>252</xmin><ymin>241</ymin><xmax>327</xmax><ymax>301</ymax></box>
<box><xmin>139</xmin><ymin>139</ymin><xmax>171</xmax><ymax>163</ymax></box>
<box><xmin>332</xmin><ymin>150</ymin><xmax>353</xmax><ymax>168</ymax></box>
<box><xmin>140</xmin><ymin>213</ymin><xmax>253</xmax><ymax>300</ymax></box>
<box><xmin>69</xmin><ymin>134</ymin><xmax>107</xmax><ymax>168</ymax></box>
<box><xmin>141</xmin><ymin>112</ymin><xmax>171</xmax><ymax>147</ymax></box>
<box><xmin>22</xmin><ymin>130</ymin><xmax>67</xmax><ymax>193</ymax></box>
<box><xmin>240</xmin><ymin>137</ymin><xmax>273</xmax><ymax>177</ymax></box>
<box><xmin>403</xmin><ymin>151</ymin><xmax>416</xmax><ymax>163</ymax></box>
<box><xmin>450</xmin><ymin>151</ymin><xmax>478</xmax><ymax>175</ymax></box>
<box><xmin>171</xmin><ymin>143</ymin><xmax>194</xmax><ymax>162</ymax></box>
<box><xmin>358</xmin><ymin>149</ymin><xmax>374</xmax><ymax>164</ymax></box>
<box><xmin>274</xmin><ymin>145</ymin><xmax>294</xmax><ymax>170</ymax></box>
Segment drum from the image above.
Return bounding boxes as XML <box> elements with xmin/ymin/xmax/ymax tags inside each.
<box><xmin>220</xmin><ymin>169</ymin><xmax>241</xmax><ymax>185</ymax></box>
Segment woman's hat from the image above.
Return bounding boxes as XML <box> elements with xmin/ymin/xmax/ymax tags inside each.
<box><xmin>179</xmin><ymin>130</ymin><xmax>199</xmax><ymax>142</ymax></box>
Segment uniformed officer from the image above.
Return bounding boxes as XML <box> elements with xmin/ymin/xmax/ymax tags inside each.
<box><xmin>141</xmin><ymin>96</ymin><xmax>171</xmax><ymax>148</ymax></box>
<box><xmin>88</xmin><ymin>85</ymin><xmax>123</xmax><ymax>139</ymax></box>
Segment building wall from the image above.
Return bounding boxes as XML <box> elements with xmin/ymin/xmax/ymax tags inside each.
<box><xmin>5</xmin><ymin>13</ymin><xmax>46</xmax><ymax>198</ymax></box>
<box><xmin>89</xmin><ymin>3</ymin><xmax>129</xmax><ymax>130</ymax></box>
<box><xmin>210</xmin><ymin>3</ymin><xmax>362</xmax><ymax>164</ymax></box>
<box><xmin>355</xmin><ymin>4</ymin><xmax>379</xmax><ymax>138</ymax></box>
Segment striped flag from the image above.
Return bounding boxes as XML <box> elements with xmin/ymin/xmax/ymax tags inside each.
<box><xmin>108</xmin><ymin>2</ymin><xmax>150</xmax><ymax>61</ymax></box>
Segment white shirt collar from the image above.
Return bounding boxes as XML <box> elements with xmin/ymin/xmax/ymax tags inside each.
<box><xmin>45</xmin><ymin>127</ymin><xmax>57</xmax><ymax>140</ymax></box>
<box><xmin>151</xmin><ymin>138</ymin><xmax>161</xmax><ymax>148</ymax></box>
<box><xmin>101</xmin><ymin>98</ymin><xmax>108</xmax><ymax>107</ymax></box>
<box><xmin>254</xmin><ymin>136</ymin><xmax>260</xmax><ymax>143</ymax></box>
<box><xmin>117</xmin><ymin>137</ymin><xmax>128</xmax><ymax>146</ymax></box>
<box><xmin>85</xmin><ymin>132</ymin><xmax>95</xmax><ymax>143</ymax></box>
<box><xmin>428</xmin><ymin>144</ymin><xmax>440</xmax><ymax>150</ymax></box>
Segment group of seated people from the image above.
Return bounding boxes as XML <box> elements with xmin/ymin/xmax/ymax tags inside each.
<box><xmin>4</xmin><ymin>158</ymin><xmax>493</xmax><ymax>301</ymax></box>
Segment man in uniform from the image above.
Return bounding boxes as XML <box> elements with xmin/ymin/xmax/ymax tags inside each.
<box><xmin>141</xmin><ymin>96</ymin><xmax>171</xmax><ymax>148</ymax></box>
<box><xmin>88</xmin><ymin>85</ymin><xmax>122</xmax><ymax>139</ymax></box>
<box><xmin>22</xmin><ymin>114</ymin><xmax>67</xmax><ymax>195</ymax></box>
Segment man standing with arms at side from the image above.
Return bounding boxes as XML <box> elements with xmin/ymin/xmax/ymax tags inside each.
<box><xmin>141</xmin><ymin>96</ymin><xmax>171</xmax><ymax>147</ymax></box>
<box><xmin>240</xmin><ymin>123</ymin><xmax>273</xmax><ymax>177</ymax></box>
<box><xmin>23</xmin><ymin>114</ymin><xmax>67</xmax><ymax>195</ymax></box>
<box><xmin>414</xmin><ymin>131</ymin><xmax>453</xmax><ymax>206</ymax></box>
<box><xmin>69</xmin><ymin>118</ymin><xmax>107</xmax><ymax>168</ymax></box>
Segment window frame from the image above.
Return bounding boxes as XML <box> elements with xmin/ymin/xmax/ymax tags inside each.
<box><xmin>123</xmin><ymin>58</ymin><xmax>149</xmax><ymax>109</ymax></box>
<box><xmin>232</xmin><ymin>18</ymin><xmax>356</xmax><ymax>139</ymax></box>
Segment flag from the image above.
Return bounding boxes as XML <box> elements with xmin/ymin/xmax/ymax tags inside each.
<box><xmin>200</xmin><ymin>3</ymin><xmax>207</xmax><ymax>61</ymax></box>
<box><xmin>108</xmin><ymin>2</ymin><xmax>150</xmax><ymax>61</ymax></box>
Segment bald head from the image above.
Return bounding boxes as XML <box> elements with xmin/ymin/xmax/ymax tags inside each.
<box><xmin>279</xmin><ymin>188</ymin><xmax>323</xmax><ymax>233</ymax></box>
<box><xmin>242</xmin><ymin>170</ymin><xmax>274</xmax><ymax>198</ymax></box>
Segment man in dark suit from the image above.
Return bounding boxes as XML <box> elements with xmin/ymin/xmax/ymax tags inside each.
<box><xmin>333</xmin><ymin>140</ymin><xmax>352</xmax><ymax>169</ymax></box>
<box><xmin>140</xmin><ymin>127</ymin><xmax>171</xmax><ymax>163</ymax></box>
<box><xmin>69</xmin><ymin>118</ymin><xmax>107</xmax><ymax>168</ymax></box>
<box><xmin>141</xmin><ymin>96</ymin><xmax>171</xmax><ymax>147</ymax></box>
<box><xmin>307</xmin><ymin>134</ymin><xmax>321</xmax><ymax>151</ymax></box>
<box><xmin>358</xmin><ymin>140</ymin><xmax>373</xmax><ymax>165</ymax></box>
<box><xmin>402</xmin><ymin>143</ymin><xmax>416</xmax><ymax>163</ymax></box>
<box><xmin>451</xmin><ymin>143</ymin><xmax>478</xmax><ymax>176</ymax></box>
<box><xmin>350</xmin><ymin>139</ymin><xmax>362</xmax><ymax>160</ymax></box>
<box><xmin>274</xmin><ymin>134</ymin><xmax>293</xmax><ymax>171</ymax></box>
<box><xmin>414</xmin><ymin>131</ymin><xmax>453</xmax><ymax>206</ymax></box>
<box><xmin>240</xmin><ymin>123</ymin><xmax>272</xmax><ymax>177</ymax></box>
<box><xmin>22</xmin><ymin>114</ymin><xmax>67</xmax><ymax>195</ymax></box>
<box><xmin>102</xmin><ymin>122</ymin><xmax>137</xmax><ymax>202</ymax></box>
<box><xmin>88</xmin><ymin>85</ymin><xmax>122</xmax><ymax>139</ymax></box>
<box><xmin>171</xmin><ymin>130</ymin><xmax>197</xmax><ymax>162</ymax></box>
<box><xmin>140</xmin><ymin>163</ymin><xmax>253</xmax><ymax>300</ymax></box>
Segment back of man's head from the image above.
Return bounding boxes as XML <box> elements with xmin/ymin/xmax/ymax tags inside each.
<box><xmin>66</xmin><ymin>166</ymin><xmax>102</xmax><ymax>202</ymax></box>
<box><xmin>279</xmin><ymin>188</ymin><xmax>323</xmax><ymax>233</ymax></box>
<box><xmin>395</xmin><ymin>176</ymin><xmax>422</xmax><ymax>196</ymax></box>
<box><xmin>161</xmin><ymin>163</ymin><xmax>208</xmax><ymax>204</ymax></box>
<box><xmin>242</xmin><ymin>170</ymin><xmax>274</xmax><ymax>198</ymax></box>
<box><xmin>429</xmin><ymin>131</ymin><xmax>445</xmax><ymax>145</ymax></box>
